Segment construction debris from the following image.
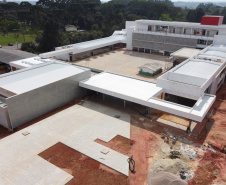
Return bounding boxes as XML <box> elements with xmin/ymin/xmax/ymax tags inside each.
<box><xmin>180</xmin><ymin>170</ymin><xmax>194</xmax><ymax>180</ymax></box>
<box><xmin>179</xmin><ymin>144</ymin><xmax>198</xmax><ymax>160</ymax></box>
<box><xmin>170</xmin><ymin>150</ymin><xmax>181</xmax><ymax>159</ymax></box>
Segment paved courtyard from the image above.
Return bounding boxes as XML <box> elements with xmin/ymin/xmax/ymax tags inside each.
<box><xmin>72</xmin><ymin>49</ymin><xmax>170</xmax><ymax>82</ymax></box>
<box><xmin>0</xmin><ymin>100</ymin><xmax>130</xmax><ymax>184</ymax></box>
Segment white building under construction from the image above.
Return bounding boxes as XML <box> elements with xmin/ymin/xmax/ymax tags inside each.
<box><xmin>0</xmin><ymin>15</ymin><xmax>225</xmax><ymax>130</ymax></box>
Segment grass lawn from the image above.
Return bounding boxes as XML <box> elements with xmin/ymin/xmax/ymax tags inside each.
<box><xmin>0</xmin><ymin>32</ymin><xmax>36</xmax><ymax>46</ymax></box>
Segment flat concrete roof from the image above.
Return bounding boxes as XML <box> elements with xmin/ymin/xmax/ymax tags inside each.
<box><xmin>171</xmin><ymin>48</ymin><xmax>201</xmax><ymax>59</ymax></box>
<box><xmin>197</xmin><ymin>44</ymin><xmax>226</xmax><ymax>61</ymax></box>
<box><xmin>173</xmin><ymin>59</ymin><xmax>221</xmax><ymax>80</ymax></box>
<box><xmin>9</xmin><ymin>57</ymin><xmax>50</xmax><ymax>69</ymax></box>
<box><xmin>40</xmin><ymin>34</ymin><xmax>126</xmax><ymax>58</ymax></box>
<box><xmin>80</xmin><ymin>72</ymin><xmax>162</xmax><ymax>101</ymax></box>
<box><xmin>80</xmin><ymin>72</ymin><xmax>215</xmax><ymax>122</ymax></box>
<box><xmin>0</xmin><ymin>62</ymin><xmax>89</xmax><ymax>95</ymax></box>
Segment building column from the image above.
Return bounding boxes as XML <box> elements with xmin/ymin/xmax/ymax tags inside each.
<box><xmin>186</xmin><ymin>120</ymin><xmax>192</xmax><ymax>133</ymax></box>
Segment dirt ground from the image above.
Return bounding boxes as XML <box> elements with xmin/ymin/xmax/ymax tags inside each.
<box><xmin>0</xmin><ymin>83</ymin><xmax>225</xmax><ymax>185</ymax></box>
<box><xmin>188</xmin><ymin>150</ymin><xmax>226</xmax><ymax>185</ymax></box>
<box><xmin>205</xmin><ymin>83</ymin><xmax>226</xmax><ymax>151</ymax></box>
<box><xmin>187</xmin><ymin>82</ymin><xmax>226</xmax><ymax>185</ymax></box>
<box><xmin>39</xmin><ymin>142</ymin><xmax>129</xmax><ymax>185</ymax></box>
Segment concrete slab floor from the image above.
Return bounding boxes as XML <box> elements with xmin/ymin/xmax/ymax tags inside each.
<box><xmin>71</xmin><ymin>48</ymin><xmax>171</xmax><ymax>82</ymax></box>
<box><xmin>0</xmin><ymin>100</ymin><xmax>130</xmax><ymax>184</ymax></box>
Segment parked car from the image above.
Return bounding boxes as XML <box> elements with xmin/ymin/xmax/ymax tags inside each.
<box><xmin>0</xmin><ymin>45</ymin><xmax>2</xmax><ymax>48</ymax></box>
<box><xmin>8</xmin><ymin>43</ymin><xmax>13</xmax><ymax>46</ymax></box>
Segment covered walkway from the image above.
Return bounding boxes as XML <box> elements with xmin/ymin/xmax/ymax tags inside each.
<box><xmin>80</xmin><ymin>72</ymin><xmax>216</xmax><ymax>122</ymax></box>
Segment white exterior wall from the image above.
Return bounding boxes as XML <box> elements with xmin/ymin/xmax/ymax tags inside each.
<box><xmin>135</xmin><ymin>22</ymin><xmax>148</xmax><ymax>32</ymax></box>
<box><xmin>213</xmin><ymin>35</ymin><xmax>226</xmax><ymax>45</ymax></box>
<box><xmin>210</xmin><ymin>66</ymin><xmax>226</xmax><ymax>94</ymax></box>
<box><xmin>219</xmin><ymin>28</ymin><xmax>226</xmax><ymax>35</ymax></box>
<box><xmin>126</xmin><ymin>27</ymin><xmax>134</xmax><ymax>50</ymax></box>
<box><xmin>0</xmin><ymin>105</ymin><xmax>11</xmax><ymax>128</ymax></box>
<box><xmin>156</xmin><ymin>77</ymin><xmax>204</xmax><ymax>100</ymax></box>
<box><xmin>175</xmin><ymin>27</ymin><xmax>183</xmax><ymax>34</ymax></box>
<box><xmin>126</xmin><ymin>21</ymin><xmax>136</xmax><ymax>31</ymax></box>
<box><xmin>55</xmin><ymin>53</ymin><xmax>70</xmax><ymax>61</ymax></box>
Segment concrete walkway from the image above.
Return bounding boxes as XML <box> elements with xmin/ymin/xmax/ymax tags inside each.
<box><xmin>0</xmin><ymin>101</ymin><xmax>130</xmax><ymax>184</ymax></box>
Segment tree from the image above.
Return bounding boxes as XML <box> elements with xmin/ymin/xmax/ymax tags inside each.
<box><xmin>91</xmin><ymin>24</ymin><xmax>99</xmax><ymax>31</ymax></box>
<box><xmin>159</xmin><ymin>13</ymin><xmax>172</xmax><ymax>21</ymax></box>
<box><xmin>196</xmin><ymin>8</ymin><xmax>205</xmax><ymax>22</ymax></box>
<box><xmin>38</xmin><ymin>19</ymin><xmax>69</xmax><ymax>52</ymax></box>
<box><xmin>186</xmin><ymin>8</ymin><xmax>205</xmax><ymax>23</ymax></box>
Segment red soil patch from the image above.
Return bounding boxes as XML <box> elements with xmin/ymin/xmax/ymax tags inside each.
<box><xmin>95</xmin><ymin>135</ymin><xmax>136</xmax><ymax>174</ymax></box>
<box><xmin>97</xmin><ymin>122</ymin><xmax>160</xmax><ymax>185</ymax></box>
<box><xmin>206</xmin><ymin>83</ymin><xmax>226</xmax><ymax>150</ymax></box>
<box><xmin>0</xmin><ymin>99</ymin><xmax>81</xmax><ymax>139</ymax></box>
<box><xmin>39</xmin><ymin>142</ymin><xmax>129</xmax><ymax>185</ymax></box>
<box><xmin>129</xmin><ymin>120</ymin><xmax>160</xmax><ymax>185</ymax></box>
<box><xmin>188</xmin><ymin>151</ymin><xmax>226</xmax><ymax>185</ymax></box>
<box><xmin>95</xmin><ymin>135</ymin><xmax>135</xmax><ymax>156</ymax></box>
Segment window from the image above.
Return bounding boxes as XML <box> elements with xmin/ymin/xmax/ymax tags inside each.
<box><xmin>156</xmin><ymin>26</ymin><xmax>168</xmax><ymax>32</ymax></box>
<box><xmin>148</xmin><ymin>25</ymin><xmax>152</xmax><ymax>31</ymax></box>
<box><xmin>207</xmin><ymin>40</ymin><xmax>213</xmax><ymax>45</ymax></box>
<box><xmin>197</xmin><ymin>40</ymin><xmax>207</xmax><ymax>45</ymax></box>
<box><xmin>202</xmin><ymin>29</ymin><xmax>206</xmax><ymax>36</ymax></box>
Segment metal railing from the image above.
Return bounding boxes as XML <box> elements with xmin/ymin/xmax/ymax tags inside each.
<box><xmin>134</xmin><ymin>29</ymin><xmax>214</xmax><ymax>40</ymax></box>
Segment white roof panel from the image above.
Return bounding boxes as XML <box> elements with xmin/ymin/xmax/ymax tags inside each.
<box><xmin>198</xmin><ymin>44</ymin><xmax>226</xmax><ymax>61</ymax></box>
<box><xmin>172</xmin><ymin>60</ymin><xmax>221</xmax><ymax>79</ymax></box>
<box><xmin>80</xmin><ymin>72</ymin><xmax>215</xmax><ymax>122</ymax></box>
<box><xmin>80</xmin><ymin>72</ymin><xmax>162</xmax><ymax>102</ymax></box>
<box><xmin>41</xmin><ymin>34</ymin><xmax>126</xmax><ymax>58</ymax></box>
<box><xmin>0</xmin><ymin>62</ymin><xmax>88</xmax><ymax>95</ymax></box>
<box><xmin>171</xmin><ymin>48</ymin><xmax>201</xmax><ymax>59</ymax></box>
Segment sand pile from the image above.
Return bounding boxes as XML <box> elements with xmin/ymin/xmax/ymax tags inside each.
<box><xmin>149</xmin><ymin>171</ymin><xmax>188</xmax><ymax>185</ymax></box>
<box><xmin>151</xmin><ymin>158</ymin><xmax>190</xmax><ymax>174</ymax></box>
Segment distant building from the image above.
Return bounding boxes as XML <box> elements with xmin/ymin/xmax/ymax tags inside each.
<box><xmin>65</xmin><ymin>25</ymin><xmax>77</xmax><ymax>32</ymax></box>
<box><xmin>126</xmin><ymin>16</ymin><xmax>226</xmax><ymax>52</ymax></box>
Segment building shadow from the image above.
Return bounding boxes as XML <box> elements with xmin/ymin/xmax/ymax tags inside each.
<box><xmin>82</xmin><ymin>94</ymin><xmax>209</xmax><ymax>146</ymax></box>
